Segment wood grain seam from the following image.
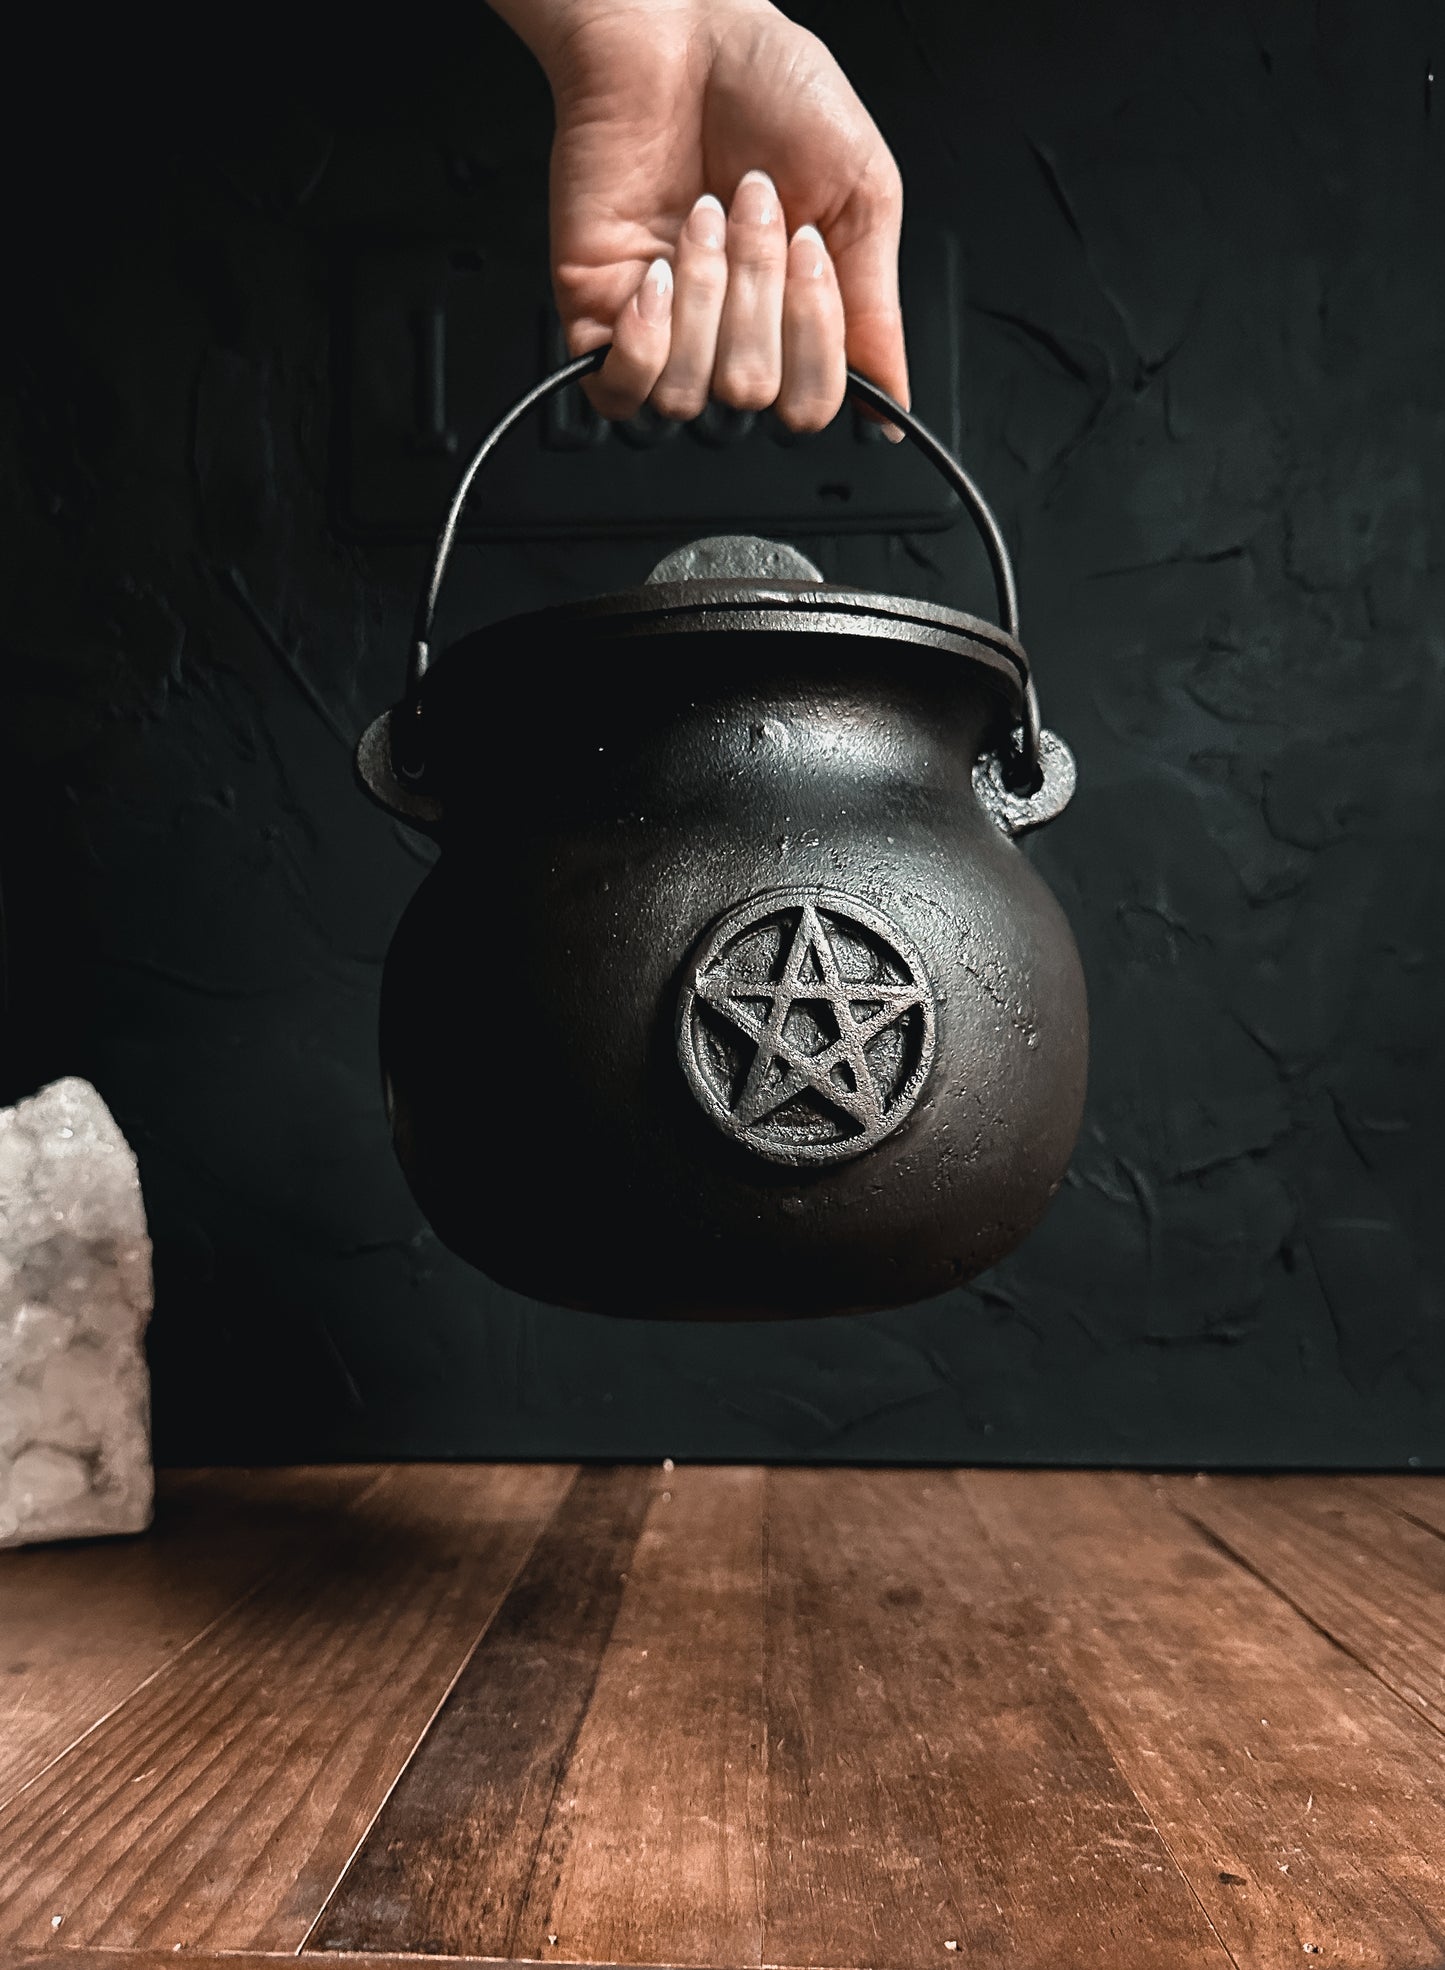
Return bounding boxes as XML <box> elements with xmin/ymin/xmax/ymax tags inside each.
<box><xmin>295</xmin><ymin>1467</ymin><xmax>587</xmax><ymax>1956</ymax></box>
<box><xmin>1173</xmin><ymin>1503</ymin><xmax>1445</xmax><ymax>1751</ymax></box>
<box><xmin>1076</xmin><ymin>1755</ymin><xmax>1243</xmax><ymax>1970</ymax></box>
<box><xmin>1355</xmin><ymin>1486</ymin><xmax>1445</xmax><ymax>1551</ymax></box>
<box><xmin>0</xmin><ymin>1470</ymin><xmax>397</xmax><ymax>1822</ymax></box>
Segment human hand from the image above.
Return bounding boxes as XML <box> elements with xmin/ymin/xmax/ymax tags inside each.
<box><xmin>490</xmin><ymin>0</ymin><xmax>907</xmax><ymax>433</ymax></box>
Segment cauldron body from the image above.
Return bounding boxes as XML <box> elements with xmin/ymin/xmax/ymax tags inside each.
<box><xmin>376</xmin><ymin>593</ymin><xmax>1087</xmax><ymax>1319</ymax></box>
<box><xmin>362</xmin><ymin>355</ymin><xmax>1087</xmax><ymax>1320</ymax></box>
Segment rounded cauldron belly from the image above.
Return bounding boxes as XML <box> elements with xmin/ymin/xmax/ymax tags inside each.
<box><xmin>380</xmin><ymin>781</ymin><xmax>1087</xmax><ymax>1320</ymax></box>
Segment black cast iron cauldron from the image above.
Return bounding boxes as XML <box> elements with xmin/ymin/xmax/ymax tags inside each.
<box><xmin>358</xmin><ymin>352</ymin><xmax>1088</xmax><ymax>1319</ymax></box>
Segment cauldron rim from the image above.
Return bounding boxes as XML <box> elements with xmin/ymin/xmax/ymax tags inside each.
<box><xmin>357</xmin><ymin>588</ymin><xmax>1036</xmax><ymax>833</ymax></box>
<box><xmin>435</xmin><ymin>578</ymin><xmax>1028</xmax><ymax>705</ymax></box>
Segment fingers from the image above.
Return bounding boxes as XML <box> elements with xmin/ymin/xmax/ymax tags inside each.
<box><xmin>776</xmin><ymin>225</ymin><xmax>847</xmax><ymax>433</ymax></box>
<box><xmin>713</xmin><ymin>169</ymin><xmax>789</xmax><ymax>413</ymax></box>
<box><xmin>828</xmin><ymin>156</ymin><xmax>909</xmax><ymax>430</ymax></box>
<box><xmin>652</xmin><ymin>195</ymin><xmax>728</xmax><ymax>422</ymax></box>
<box><xmin>586</xmin><ymin>257</ymin><xmax>674</xmax><ymax>420</ymax></box>
<box><xmin>591</xmin><ymin>174</ymin><xmax>857</xmax><ymax>432</ymax></box>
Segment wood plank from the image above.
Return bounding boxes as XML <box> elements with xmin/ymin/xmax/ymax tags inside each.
<box><xmin>756</xmin><ymin>1468</ymin><xmax>1224</xmax><ymax>1970</ymax></box>
<box><xmin>960</xmin><ymin>1470</ymin><xmax>1445</xmax><ymax>1969</ymax></box>
<box><xmin>1176</xmin><ymin>1474</ymin><xmax>1445</xmax><ymax>1737</ymax></box>
<box><xmin>311</xmin><ymin>1461</ymin><xmax>659</xmax><ymax>1960</ymax></box>
<box><xmin>319</xmin><ymin>1464</ymin><xmax>1225</xmax><ymax>1968</ymax></box>
<box><xmin>0</xmin><ymin>1465</ymin><xmax>380</xmax><ymax>1805</ymax></box>
<box><xmin>0</xmin><ymin>1461</ymin><xmax>574</xmax><ymax>1955</ymax></box>
<box><xmin>3</xmin><ymin>1955</ymin><xmax>793</xmax><ymax>1970</ymax></box>
<box><xmin>14</xmin><ymin>1469</ymin><xmax>1445</xmax><ymax>1970</ymax></box>
<box><xmin>0</xmin><ymin>1955</ymin><xmax>788</xmax><ymax>1970</ymax></box>
<box><xmin>489</xmin><ymin>1465</ymin><xmax>769</xmax><ymax>1968</ymax></box>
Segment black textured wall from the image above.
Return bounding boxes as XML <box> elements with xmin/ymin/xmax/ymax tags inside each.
<box><xmin>2</xmin><ymin>2</ymin><xmax>1441</xmax><ymax>1464</ymax></box>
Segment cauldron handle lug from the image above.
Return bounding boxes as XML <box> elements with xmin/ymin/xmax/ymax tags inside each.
<box><xmin>389</xmin><ymin>347</ymin><xmax>1050</xmax><ymax>795</ymax></box>
<box><xmin>357</xmin><ymin>710</ymin><xmax>444</xmax><ymax>832</ymax></box>
<box><xmin>974</xmin><ymin>728</ymin><xmax>1077</xmax><ymax>838</ymax></box>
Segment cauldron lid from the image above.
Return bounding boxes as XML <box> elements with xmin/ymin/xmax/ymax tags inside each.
<box><xmin>444</xmin><ymin>532</ymin><xmax>1030</xmax><ymax>708</ymax></box>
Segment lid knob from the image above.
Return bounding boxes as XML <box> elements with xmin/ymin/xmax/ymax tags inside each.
<box><xmin>646</xmin><ymin>536</ymin><xmax>825</xmax><ymax>584</ymax></box>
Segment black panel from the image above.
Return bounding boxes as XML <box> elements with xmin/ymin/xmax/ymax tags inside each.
<box><xmin>338</xmin><ymin>232</ymin><xmax>962</xmax><ymax>537</ymax></box>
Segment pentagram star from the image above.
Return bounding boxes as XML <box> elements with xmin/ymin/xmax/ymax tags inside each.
<box><xmin>695</xmin><ymin>899</ymin><xmax>928</xmax><ymax>1135</ymax></box>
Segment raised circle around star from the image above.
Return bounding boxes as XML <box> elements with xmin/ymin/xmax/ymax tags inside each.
<box><xmin>676</xmin><ymin>886</ymin><xmax>938</xmax><ymax>1166</ymax></box>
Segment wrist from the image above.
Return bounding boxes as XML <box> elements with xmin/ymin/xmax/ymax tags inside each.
<box><xmin>492</xmin><ymin>0</ymin><xmax>773</xmax><ymax>79</ymax></box>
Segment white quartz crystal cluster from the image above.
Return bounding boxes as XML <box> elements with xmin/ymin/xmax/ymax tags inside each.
<box><xmin>0</xmin><ymin>1078</ymin><xmax>154</xmax><ymax>1548</ymax></box>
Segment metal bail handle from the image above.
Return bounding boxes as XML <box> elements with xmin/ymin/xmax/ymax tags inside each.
<box><xmin>400</xmin><ymin>347</ymin><xmax>1041</xmax><ymax>785</ymax></box>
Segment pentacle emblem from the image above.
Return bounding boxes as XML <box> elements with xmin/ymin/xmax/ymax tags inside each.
<box><xmin>676</xmin><ymin>887</ymin><xmax>937</xmax><ymax>1166</ymax></box>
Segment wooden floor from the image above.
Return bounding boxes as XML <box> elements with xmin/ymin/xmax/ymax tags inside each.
<box><xmin>1</xmin><ymin>1468</ymin><xmax>1443</xmax><ymax>1970</ymax></box>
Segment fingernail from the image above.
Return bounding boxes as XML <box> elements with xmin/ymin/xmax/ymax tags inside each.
<box><xmin>733</xmin><ymin>169</ymin><xmax>777</xmax><ymax>227</ymax></box>
<box><xmin>638</xmin><ymin>256</ymin><xmax>673</xmax><ymax>325</ymax></box>
<box><xmin>792</xmin><ymin>223</ymin><xmax>827</xmax><ymax>277</ymax></box>
<box><xmin>687</xmin><ymin>193</ymin><xmax>725</xmax><ymax>249</ymax></box>
<box><xmin>885</xmin><ymin>422</ymin><xmax>905</xmax><ymax>444</ymax></box>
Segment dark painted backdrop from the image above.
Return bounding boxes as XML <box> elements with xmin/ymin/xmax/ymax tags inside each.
<box><xmin>2</xmin><ymin>1</ymin><xmax>1441</xmax><ymax>1464</ymax></box>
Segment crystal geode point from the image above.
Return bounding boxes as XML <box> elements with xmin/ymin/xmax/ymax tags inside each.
<box><xmin>0</xmin><ymin>1077</ymin><xmax>154</xmax><ymax>1548</ymax></box>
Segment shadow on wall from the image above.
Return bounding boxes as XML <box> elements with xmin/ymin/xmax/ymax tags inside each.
<box><xmin>1</xmin><ymin>0</ymin><xmax>1442</xmax><ymax>1464</ymax></box>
